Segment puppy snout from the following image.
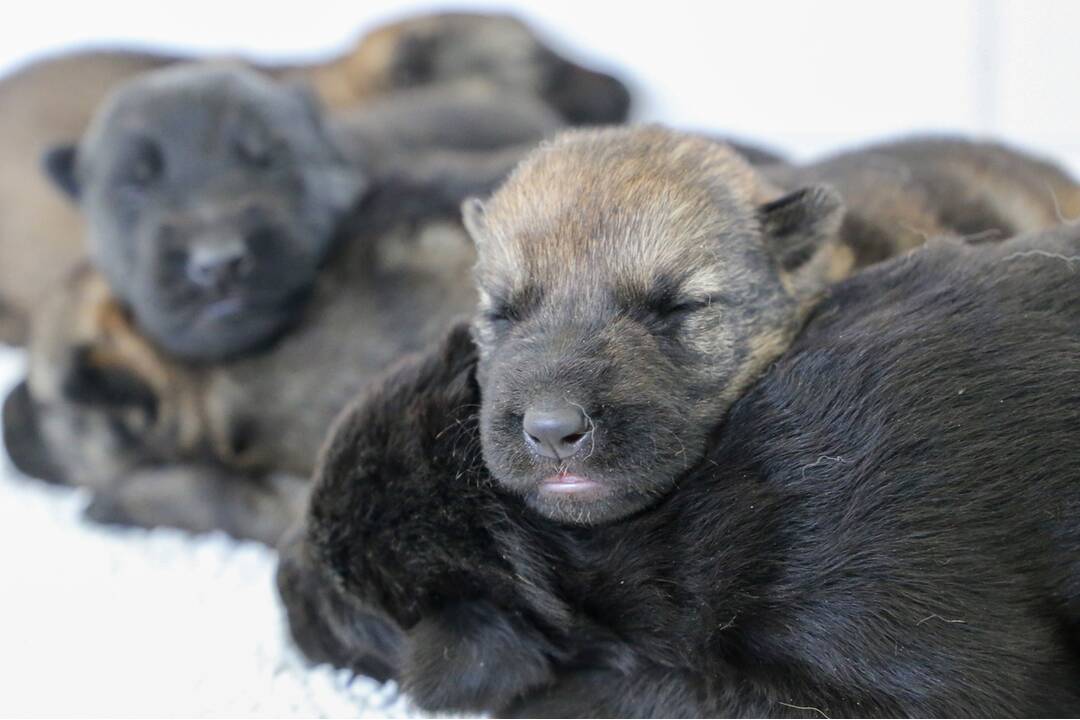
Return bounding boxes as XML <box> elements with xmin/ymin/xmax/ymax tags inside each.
<box><xmin>185</xmin><ymin>239</ymin><xmax>254</xmax><ymax>291</ymax></box>
<box><xmin>523</xmin><ymin>402</ymin><xmax>591</xmax><ymax>460</ymax></box>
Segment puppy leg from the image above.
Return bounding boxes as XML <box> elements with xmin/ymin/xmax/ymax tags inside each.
<box><xmin>502</xmin><ymin>665</ymin><xmax>707</xmax><ymax>719</ymax></box>
<box><xmin>85</xmin><ymin>465</ymin><xmax>307</xmax><ymax>545</ymax></box>
<box><xmin>402</xmin><ymin>600</ymin><xmax>559</xmax><ymax>714</ymax></box>
<box><xmin>276</xmin><ymin>524</ymin><xmax>404</xmax><ymax>681</ymax></box>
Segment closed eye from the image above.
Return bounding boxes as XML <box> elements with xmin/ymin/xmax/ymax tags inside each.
<box><xmin>483</xmin><ymin>302</ymin><xmax>518</xmax><ymax>324</ymax></box>
<box><xmin>662</xmin><ymin>298</ymin><xmax>711</xmax><ymax>317</ymax></box>
<box><xmin>481</xmin><ymin>284</ymin><xmax>542</xmax><ymax>326</ymax></box>
<box><xmin>650</xmin><ymin>296</ymin><xmax>716</xmax><ymax>323</ymax></box>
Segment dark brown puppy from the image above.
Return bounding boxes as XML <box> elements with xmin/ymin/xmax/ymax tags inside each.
<box><xmin>0</xmin><ymin>11</ymin><xmax>631</xmax><ymax>345</ymax></box>
<box><xmin>462</xmin><ymin>126</ymin><xmax>1080</xmax><ymax>525</ymax></box>
<box><xmin>281</xmin><ymin>225</ymin><xmax>1080</xmax><ymax>715</ymax></box>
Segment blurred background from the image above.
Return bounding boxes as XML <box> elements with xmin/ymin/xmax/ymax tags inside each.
<box><xmin>3</xmin><ymin>0</ymin><xmax>1077</xmax><ymax>172</ymax></box>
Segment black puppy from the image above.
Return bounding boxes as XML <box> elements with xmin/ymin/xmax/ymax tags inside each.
<box><xmin>281</xmin><ymin>226</ymin><xmax>1080</xmax><ymax>716</ymax></box>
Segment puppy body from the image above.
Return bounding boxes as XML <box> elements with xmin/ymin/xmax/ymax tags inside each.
<box><xmin>0</xmin><ymin>12</ymin><xmax>631</xmax><ymax>346</ymax></box>
<box><xmin>285</xmin><ymin>226</ymin><xmax>1080</xmax><ymax>716</ymax></box>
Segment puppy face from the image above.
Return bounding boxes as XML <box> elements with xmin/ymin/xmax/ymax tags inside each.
<box><xmin>46</xmin><ymin>64</ymin><xmax>367</xmax><ymax>361</ymax></box>
<box><xmin>465</xmin><ymin>127</ymin><xmax>845</xmax><ymax>525</ymax></box>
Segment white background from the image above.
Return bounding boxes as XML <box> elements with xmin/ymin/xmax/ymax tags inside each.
<box><xmin>2</xmin><ymin>0</ymin><xmax>1078</xmax><ymax>173</ymax></box>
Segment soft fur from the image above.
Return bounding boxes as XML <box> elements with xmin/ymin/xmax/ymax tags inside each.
<box><xmin>282</xmin><ymin>225</ymin><xmax>1080</xmax><ymax>716</ymax></box>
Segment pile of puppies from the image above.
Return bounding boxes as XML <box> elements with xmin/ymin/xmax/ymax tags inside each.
<box><xmin>2</xmin><ymin>12</ymin><xmax>1079</xmax><ymax>717</ymax></box>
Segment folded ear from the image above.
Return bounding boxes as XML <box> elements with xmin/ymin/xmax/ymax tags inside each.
<box><xmin>758</xmin><ymin>185</ymin><xmax>847</xmax><ymax>297</ymax></box>
<box><xmin>43</xmin><ymin>143</ymin><xmax>80</xmax><ymax>201</ymax></box>
<box><xmin>460</xmin><ymin>197</ymin><xmax>488</xmax><ymax>246</ymax></box>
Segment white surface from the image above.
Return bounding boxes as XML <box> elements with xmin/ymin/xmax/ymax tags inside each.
<box><xmin>0</xmin><ymin>344</ymin><xmax>423</xmax><ymax>718</ymax></box>
<box><xmin>1</xmin><ymin>0</ymin><xmax>1079</xmax><ymax>175</ymax></box>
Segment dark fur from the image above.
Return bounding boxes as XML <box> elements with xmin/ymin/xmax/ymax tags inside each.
<box><xmin>283</xmin><ymin>225</ymin><xmax>1080</xmax><ymax>716</ymax></box>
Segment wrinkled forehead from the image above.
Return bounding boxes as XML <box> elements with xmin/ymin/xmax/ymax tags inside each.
<box><xmin>477</xmin><ymin>172</ymin><xmax>763</xmax><ymax>303</ymax></box>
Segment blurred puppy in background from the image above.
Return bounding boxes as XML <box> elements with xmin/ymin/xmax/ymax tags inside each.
<box><xmin>0</xmin><ymin>12</ymin><xmax>631</xmax><ymax>345</ymax></box>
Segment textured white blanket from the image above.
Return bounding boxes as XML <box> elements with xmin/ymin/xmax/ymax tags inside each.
<box><xmin>0</xmin><ymin>344</ymin><xmax>426</xmax><ymax>718</ymax></box>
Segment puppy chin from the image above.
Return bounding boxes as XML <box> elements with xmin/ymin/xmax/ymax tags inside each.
<box><xmin>506</xmin><ymin>467</ymin><xmax>652</xmax><ymax>526</ymax></box>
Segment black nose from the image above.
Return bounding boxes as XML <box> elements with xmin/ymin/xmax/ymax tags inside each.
<box><xmin>523</xmin><ymin>403</ymin><xmax>591</xmax><ymax>460</ymax></box>
<box><xmin>186</xmin><ymin>241</ymin><xmax>253</xmax><ymax>291</ymax></box>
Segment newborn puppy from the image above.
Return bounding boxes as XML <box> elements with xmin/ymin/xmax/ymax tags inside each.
<box><xmin>0</xmin><ymin>11</ymin><xmax>633</xmax><ymax>346</ymax></box>
<box><xmin>462</xmin><ymin>125</ymin><xmax>1080</xmax><ymax>525</ymax></box>
<box><xmin>283</xmin><ymin>225</ymin><xmax>1080</xmax><ymax>716</ymax></box>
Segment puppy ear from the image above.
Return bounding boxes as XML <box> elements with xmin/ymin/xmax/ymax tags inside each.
<box><xmin>461</xmin><ymin>197</ymin><xmax>489</xmax><ymax>246</ymax></box>
<box><xmin>758</xmin><ymin>185</ymin><xmax>847</xmax><ymax>297</ymax></box>
<box><xmin>43</xmin><ymin>143</ymin><xmax>80</xmax><ymax>201</ymax></box>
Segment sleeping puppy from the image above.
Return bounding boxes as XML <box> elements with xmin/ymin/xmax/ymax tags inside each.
<box><xmin>463</xmin><ymin>126</ymin><xmax>1080</xmax><ymax>526</ymax></box>
<box><xmin>3</xmin><ymin>64</ymin><xmax>550</xmax><ymax>543</ymax></box>
<box><xmin>280</xmin><ymin>224</ymin><xmax>1080</xmax><ymax>716</ymax></box>
<box><xmin>0</xmin><ymin>11</ymin><xmax>633</xmax><ymax>346</ymax></box>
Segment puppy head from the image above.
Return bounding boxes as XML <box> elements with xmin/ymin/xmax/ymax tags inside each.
<box><xmin>465</xmin><ymin>126</ymin><xmax>846</xmax><ymax>524</ymax></box>
<box><xmin>45</xmin><ymin>63</ymin><xmax>367</xmax><ymax>361</ymax></box>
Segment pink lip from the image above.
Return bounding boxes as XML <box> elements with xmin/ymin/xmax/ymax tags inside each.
<box><xmin>540</xmin><ymin>473</ymin><xmax>602</xmax><ymax>494</ymax></box>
